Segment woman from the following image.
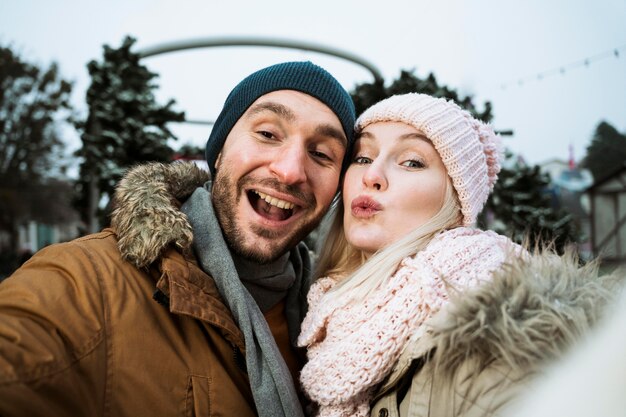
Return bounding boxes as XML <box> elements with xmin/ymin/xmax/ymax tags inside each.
<box><xmin>297</xmin><ymin>93</ymin><xmax>616</xmax><ymax>417</ymax></box>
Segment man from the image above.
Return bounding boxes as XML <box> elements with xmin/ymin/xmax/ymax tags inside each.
<box><xmin>0</xmin><ymin>61</ymin><xmax>355</xmax><ymax>417</ymax></box>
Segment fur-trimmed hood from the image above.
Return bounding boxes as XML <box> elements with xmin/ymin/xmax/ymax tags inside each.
<box><xmin>110</xmin><ymin>162</ymin><xmax>209</xmax><ymax>268</ymax></box>
<box><xmin>382</xmin><ymin>251</ymin><xmax>622</xmax><ymax>391</ymax></box>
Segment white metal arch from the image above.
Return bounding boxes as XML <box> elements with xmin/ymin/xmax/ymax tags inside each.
<box><xmin>138</xmin><ymin>36</ymin><xmax>383</xmax><ymax>83</ymax></box>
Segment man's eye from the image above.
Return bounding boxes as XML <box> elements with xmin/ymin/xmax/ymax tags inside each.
<box><xmin>311</xmin><ymin>150</ymin><xmax>331</xmax><ymax>161</ymax></box>
<box><xmin>401</xmin><ymin>159</ymin><xmax>425</xmax><ymax>168</ymax></box>
<box><xmin>353</xmin><ymin>156</ymin><xmax>372</xmax><ymax>164</ymax></box>
<box><xmin>258</xmin><ymin>131</ymin><xmax>275</xmax><ymax>139</ymax></box>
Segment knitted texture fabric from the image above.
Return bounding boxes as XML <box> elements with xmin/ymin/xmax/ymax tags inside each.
<box><xmin>297</xmin><ymin>227</ymin><xmax>523</xmax><ymax>417</ymax></box>
<box><xmin>206</xmin><ymin>61</ymin><xmax>356</xmax><ymax>175</ymax></box>
<box><xmin>355</xmin><ymin>93</ymin><xmax>502</xmax><ymax>226</ymax></box>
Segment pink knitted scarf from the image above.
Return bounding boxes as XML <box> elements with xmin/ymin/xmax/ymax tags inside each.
<box><xmin>297</xmin><ymin>228</ymin><xmax>519</xmax><ymax>417</ymax></box>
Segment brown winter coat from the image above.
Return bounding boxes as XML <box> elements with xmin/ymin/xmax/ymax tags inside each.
<box><xmin>369</xmin><ymin>252</ymin><xmax>621</xmax><ymax>417</ymax></box>
<box><xmin>0</xmin><ymin>162</ymin><xmax>306</xmax><ymax>417</ymax></box>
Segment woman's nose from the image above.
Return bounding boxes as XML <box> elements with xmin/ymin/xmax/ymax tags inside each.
<box><xmin>362</xmin><ymin>163</ymin><xmax>387</xmax><ymax>191</ymax></box>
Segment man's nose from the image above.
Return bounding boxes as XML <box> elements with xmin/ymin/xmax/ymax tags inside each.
<box><xmin>269</xmin><ymin>143</ymin><xmax>308</xmax><ymax>185</ymax></box>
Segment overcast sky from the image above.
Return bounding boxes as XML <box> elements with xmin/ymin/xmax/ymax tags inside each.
<box><xmin>1</xmin><ymin>0</ymin><xmax>625</xmax><ymax>169</ymax></box>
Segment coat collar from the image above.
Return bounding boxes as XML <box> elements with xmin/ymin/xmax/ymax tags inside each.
<box><xmin>111</xmin><ymin>161</ymin><xmax>209</xmax><ymax>269</ymax></box>
<box><xmin>110</xmin><ymin>162</ymin><xmax>246</xmax><ymax>350</ymax></box>
<box><xmin>155</xmin><ymin>247</ymin><xmax>245</xmax><ymax>351</ymax></box>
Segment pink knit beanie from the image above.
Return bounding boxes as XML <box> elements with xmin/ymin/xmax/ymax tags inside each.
<box><xmin>355</xmin><ymin>93</ymin><xmax>502</xmax><ymax>226</ymax></box>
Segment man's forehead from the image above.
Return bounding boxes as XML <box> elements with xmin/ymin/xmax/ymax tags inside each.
<box><xmin>246</xmin><ymin>90</ymin><xmax>333</xmax><ymax>115</ymax></box>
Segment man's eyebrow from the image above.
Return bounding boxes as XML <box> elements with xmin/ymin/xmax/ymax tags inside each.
<box><xmin>245</xmin><ymin>101</ymin><xmax>296</xmax><ymax>121</ymax></box>
<box><xmin>246</xmin><ymin>101</ymin><xmax>346</xmax><ymax>146</ymax></box>
<box><xmin>315</xmin><ymin>125</ymin><xmax>347</xmax><ymax>146</ymax></box>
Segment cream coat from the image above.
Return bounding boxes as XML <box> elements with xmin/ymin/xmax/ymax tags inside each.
<box><xmin>370</xmin><ymin>252</ymin><xmax>621</xmax><ymax>417</ymax></box>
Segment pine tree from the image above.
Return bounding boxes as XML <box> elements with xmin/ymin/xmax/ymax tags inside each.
<box><xmin>74</xmin><ymin>36</ymin><xmax>185</xmax><ymax>230</ymax></box>
<box><xmin>351</xmin><ymin>69</ymin><xmax>492</xmax><ymax>122</ymax></box>
<box><xmin>582</xmin><ymin>121</ymin><xmax>626</xmax><ymax>182</ymax></box>
<box><xmin>481</xmin><ymin>153</ymin><xmax>579</xmax><ymax>252</ymax></box>
<box><xmin>0</xmin><ymin>44</ymin><xmax>73</xmax><ymax>256</ymax></box>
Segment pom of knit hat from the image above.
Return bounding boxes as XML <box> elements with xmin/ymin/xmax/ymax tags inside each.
<box><xmin>355</xmin><ymin>93</ymin><xmax>502</xmax><ymax>226</ymax></box>
<box><xmin>472</xmin><ymin>119</ymin><xmax>502</xmax><ymax>191</ymax></box>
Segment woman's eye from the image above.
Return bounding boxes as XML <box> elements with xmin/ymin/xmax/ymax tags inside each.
<box><xmin>353</xmin><ymin>156</ymin><xmax>372</xmax><ymax>165</ymax></box>
<box><xmin>401</xmin><ymin>159</ymin><xmax>425</xmax><ymax>168</ymax></box>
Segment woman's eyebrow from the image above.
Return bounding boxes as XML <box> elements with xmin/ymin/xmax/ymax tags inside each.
<box><xmin>356</xmin><ymin>131</ymin><xmax>429</xmax><ymax>142</ymax></box>
<box><xmin>398</xmin><ymin>132</ymin><xmax>430</xmax><ymax>142</ymax></box>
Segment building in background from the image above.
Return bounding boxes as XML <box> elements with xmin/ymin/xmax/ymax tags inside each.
<box><xmin>540</xmin><ymin>151</ymin><xmax>594</xmax><ymax>260</ymax></box>
<box><xmin>586</xmin><ymin>163</ymin><xmax>626</xmax><ymax>267</ymax></box>
<box><xmin>0</xmin><ymin>178</ymin><xmax>82</xmax><ymax>280</ymax></box>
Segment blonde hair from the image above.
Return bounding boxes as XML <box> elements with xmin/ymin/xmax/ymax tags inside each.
<box><xmin>315</xmin><ymin>177</ymin><xmax>463</xmax><ymax>305</ymax></box>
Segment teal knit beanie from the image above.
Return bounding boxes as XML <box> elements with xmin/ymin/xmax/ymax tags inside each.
<box><xmin>206</xmin><ymin>61</ymin><xmax>356</xmax><ymax>175</ymax></box>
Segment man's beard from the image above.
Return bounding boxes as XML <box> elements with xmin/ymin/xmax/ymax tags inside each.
<box><xmin>211</xmin><ymin>166</ymin><xmax>323</xmax><ymax>264</ymax></box>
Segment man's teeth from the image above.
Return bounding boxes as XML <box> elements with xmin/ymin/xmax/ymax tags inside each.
<box><xmin>255</xmin><ymin>191</ymin><xmax>295</xmax><ymax>210</ymax></box>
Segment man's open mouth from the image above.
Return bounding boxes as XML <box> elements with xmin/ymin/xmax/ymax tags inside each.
<box><xmin>248</xmin><ymin>190</ymin><xmax>295</xmax><ymax>221</ymax></box>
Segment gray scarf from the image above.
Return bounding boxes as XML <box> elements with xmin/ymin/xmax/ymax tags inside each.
<box><xmin>181</xmin><ymin>185</ymin><xmax>309</xmax><ymax>417</ymax></box>
<box><xmin>233</xmin><ymin>251</ymin><xmax>294</xmax><ymax>313</ymax></box>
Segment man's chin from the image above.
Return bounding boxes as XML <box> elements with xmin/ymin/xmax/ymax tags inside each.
<box><xmin>231</xmin><ymin>241</ymin><xmax>290</xmax><ymax>265</ymax></box>
<box><xmin>225</xmin><ymin>216</ymin><xmax>320</xmax><ymax>264</ymax></box>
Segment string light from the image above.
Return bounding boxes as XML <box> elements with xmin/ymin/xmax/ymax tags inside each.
<box><xmin>500</xmin><ymin>44</ymin><xmax>626</xmax><ymax>90</ymax></box>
